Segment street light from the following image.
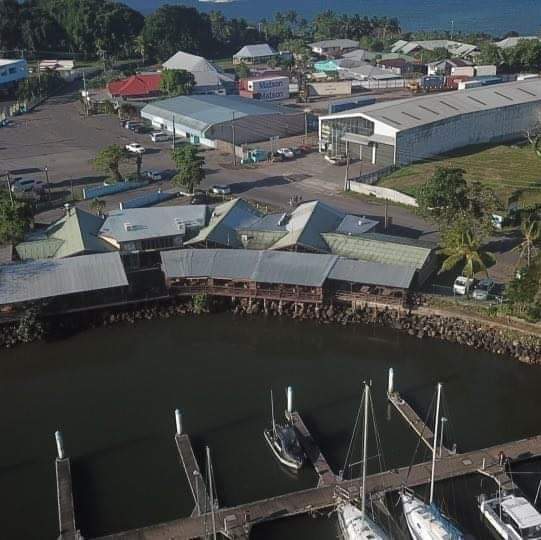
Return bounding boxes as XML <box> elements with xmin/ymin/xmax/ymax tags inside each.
<box><xmin>303</xmin><ymin>107</ymin><xmax>311</xmax><ymax>144</ymax></box>
<box><xmin>44</xmin><ymin>166</ymin><xmax>51</xmax><ymax>199</ymax></box>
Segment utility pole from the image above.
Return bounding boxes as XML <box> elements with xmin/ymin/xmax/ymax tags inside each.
<box><xmin>44</xmin><ymin>166</ymin><xmax>51</xmax><ymax>199</ymax></box>
<box><xmin>172</xmin><ymin>114</ymin><xmax>176</xmax><ymax>148</ymax></box>
<box><xmin>5</xmin><ymin>172</ymin><xmax>14</xmax><ymax>206</ymax></box>
<box><xmin>384</xmin><ymin>199</ymin><xmax>389</xmax><ymax>230</ymax></box>
<box><xmin>231</xmin><ymin>112</ymin><xmax>236</xmax><ymax>166</ymax></box>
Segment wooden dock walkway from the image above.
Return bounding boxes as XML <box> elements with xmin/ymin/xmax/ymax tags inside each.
<box><xmin>289</xmin><ymin>411</ymin><xmax>337</xmax><ymax>487</ymax></box>
<box><xmin>56</xmin><ymin>457</ymin><xmax>81</xmax><ymax>540</ymax></box>
<box><xmin>175</xmin><ymin>433</ymin><xmax>214</xmax><ymax>516</ymax></box>
<box><xmin>388</xmin><ymin>391</ymin><xmax>452</xmax><ymax>455</ymax></box>
<box><xmin>94</xmin><ymin>434</ymin><xmax>541</xmax><ymax>540</ymax></box>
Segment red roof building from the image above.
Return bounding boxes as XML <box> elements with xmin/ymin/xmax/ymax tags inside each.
<box><xmin>107</xmin><ymin>73</ymin><xmax>162</xmax><ymax>99</ymax></box>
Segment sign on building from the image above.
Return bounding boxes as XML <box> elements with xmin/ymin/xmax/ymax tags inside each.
<box><xmin>247</xmin><ymin>76</ymin><xmax>289</xmax><ymax>101</ymax></box>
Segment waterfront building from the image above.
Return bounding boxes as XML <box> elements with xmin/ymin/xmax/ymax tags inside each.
<box><xmin>309</xmin><ymin>39</ymin><xmax>360</xmax><ymax>58</ymax></box>
<box><xmin>0</xmin><ymin>59</ymin><xmax>28</xmax><ymax>91</ymax></box>
<box><xmin>233</xmin><ymin>44</ymin><xmax>278</xmax><ymax>65</ymax></box>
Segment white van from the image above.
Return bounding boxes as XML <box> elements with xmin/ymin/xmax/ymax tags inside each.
<box><xmin>150</xmin><ymin>131</ymin><xmax>170</xmax><ymax>143</ymax></box>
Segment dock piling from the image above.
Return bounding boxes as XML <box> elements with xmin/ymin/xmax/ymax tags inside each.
<box><xmin>175</xmin><ymin>409</ymin><xmax>183</xmax><ymax>435</ymax></box>
<box><xmin>287</xmin><ymin>386</ymin><xmax>293</xmax><ymax>415</ymax></box>
<box><xmin>387</xmin><ymin>368</ymin><xmax>394</xmax><ymax>396</ymax></box>
<box><xmin>55</xmin><ymin>430</ymin><xmax>65</xmax><ymax>460</ymax></box>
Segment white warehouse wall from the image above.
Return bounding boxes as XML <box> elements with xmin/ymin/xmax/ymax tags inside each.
<box><xmin>395</xmin><ymin>102</ymin><xmax>541</xmax><ymax>165</ymax></box>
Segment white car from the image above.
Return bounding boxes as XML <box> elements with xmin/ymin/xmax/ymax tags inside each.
<box><xmin>150</xmin><ymin>131</ymin><xmax>170</xmax><ymax>143</ymax></box>
<box><xmin>276</xmin><ymin>147</ymin><xmax>294</xmax><ymax>159</ymax></box>
<box><xmin>143</xmin><ymin>170</ymin><xmax>163</xmax><ymax>181</ymax></box>
<box><xmin>125</xmin><ymin>143</ymin><xmax>145</xmax><ymax>154</ymax></box>
<box><xmin>11</xmin><ymin>178</ymin><xmax>47</xmax><ymax>193</ymax></box>
<box><xmin>472</xmin><ymin>278</ymin><xmax>495</xmax><ymax>300</ymax></box>
<box><xmin>453</xmin><ymin>276</ymin><xmax>475</xmax><ymax>296</ymax></box>
<box><xmin>210</xmin><ymin>184</ymin><xmax>231</xmax><ymax>195</ymax></box>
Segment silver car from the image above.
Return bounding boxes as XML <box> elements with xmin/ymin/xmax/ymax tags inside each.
<box><xmin>472</xmin><ymin>278</ymin><xmax>495</xmax><ymax>300</ymax></box>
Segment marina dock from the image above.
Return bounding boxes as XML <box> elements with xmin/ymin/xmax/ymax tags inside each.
<box><xmin>56</xmin><ymin>384</ymin><xmax>541</xmax><ymax>540</ymax></box>
<box><xmin>289</xmin><ymin>411</ymin><xmax>337</xmax><ymax>486</ymax></box>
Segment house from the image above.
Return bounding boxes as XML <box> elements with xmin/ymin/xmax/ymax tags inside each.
<box><xmin>377</xmin><ymin>58</ymin><xmax>418</xmax><ymax>76</ymax></box>
<box><xmin>107</xmin><ymin>73</ymin><xmax>162</xmax><ymax>100</ymax></box>
<box><xmin>0</xmin><ymin>59</ymin><xmax>28</xmax><ymax>90</ymax></box>
<box><xmin>391</xmin><ymin>39</ymin><xmax>478</xmax><ymax>59</ymax></box>
<box><xmin>426</xmin><ymin>58</ymin><xmax>472</xmax><ymax>76</ymax></box>
<box><xmin>162</xmin><ymin>51</ymin><xmax>235</xmax><ymax>95</ymax></box>
<box><xmin>233</xmin><ymin>44</ymin><xmax>278</xmax><ymax>65</ymax></box>
<box><xmin>309</xmin><ymin>39</ymin><xmax>360</xmax><ymax>58</ymax></box>
<box><xmin>495</xmin><ymin>36</ymin><xmax>540</xmax><ymax>49</ymax></box>
<box><xmin>16</xmin><ymin>207</ymin><xmax>112</xmax><ymax>261</ymax></box>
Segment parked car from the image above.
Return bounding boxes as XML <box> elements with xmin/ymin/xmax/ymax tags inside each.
<box><xmin>11</xmin><ymin>178</ymin><xmax>47</xmax><ymax>193</ymax></box>
<box><xmin>150</xmin><ymin>131</ymin><xmax>170</xmax><ymax>143</ymax></box>
<box><xmin>210</xmin><ymin>184</ymin><xmax>232</xmax><ymax>195</ymax></box>
<box><xmin>472</xmin><ymin>278</ymin><xmax>495</xmax><ymax>300</ymax></box>
<box><xmin>241</xmin><ymin>148</ymin><xmax>268</xmax><ymax>164</ymax></box>
<box><xmin>325</xmin><ymin>154</ymin><xmax>347</xmax><ymax>165</ymax></box>
<box><xmin>125</xmin><ymin>143</ymin><xmax>145</xmax><ymax>154</ymax></box>
<box><xmin>271</xmin><ymin>152</ymin><xmax>284</xmax><ymax>162</ymax></box>
<box><xmin>143</xmin><ymin>170</ymin><xmax>163</xmax><ymax>181</ymax></box>
<box><xmin>276</xmin><ymin>147</ymin><xmax>294</xmax><ymax>159</ymax></box>
<box><xmin>123</xmin><ymin>120</ymin><xmax>141</xmax><ymax>129</ymax></box>
<box><xmin>190</xmin><ymin>192</ymin><xmax>207</xmax><ymax>205</ymax></box>
<box><xmin>453</xmin><ymin>275</ymin><xmax>475</xmax><ymax>296</ymax></box>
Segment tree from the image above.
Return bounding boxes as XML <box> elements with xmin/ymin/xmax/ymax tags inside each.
<box><xmin>90</xmin><ymin>198</ymin><xmax>106</xmax><ymax>217</ymax></box>
<box><xmin>439</xmin><ymin>219</ymin><xmax>495</xmax><ymax>278</ymax></box>
<box><xmin>93</xmin><ymin>145</ymin><xmax>126</xmax><ymax>182</ymax></box>
<box><xmin>171</xmin><ymin>144</ymin><xmax>205</xmax><ymax>193</ymax></box>
<box><xmin>160</xmin><ymin>69</ymin><xmax>195</xmax><ymax>97</ymax></box>
<box><xmin>513</xmin><ymin>217</ymin><xmax>540</xmax><ymax>268</ymax></box>
<box><xmin>478</xmin><ymin>42</ymin><xmax>502</xmax><ymax>66</ymax></box>
<box><xmin>0</xmin><ymin>192</ymin><xmax>32</xmax><ymax>244</ymax></box>
<box><xmin>235</xmin><ymin>62</ymin><xmax>250</xmax><ymax>79</ymax></box>
<box><xmin>416</xmin><ymin>167</ymin><xmax>469</xmax><ymax>224</ymax></box>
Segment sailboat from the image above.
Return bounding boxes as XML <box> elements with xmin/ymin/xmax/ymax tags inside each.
<box><xmin>263</xmin><ymin>389</ymin><xmax>305</xmax><ymax>471</ymax></box>
<box><xmin>401</xmin><ymin>383</ymin><xmax>464</xmax><ymax>540</ymax></box>
<box><xmin>337</xmin><ymin>382</ymin><xmax>389</xmax><ymax>540</ymax></box>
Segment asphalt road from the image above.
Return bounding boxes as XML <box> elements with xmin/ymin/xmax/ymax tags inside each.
<box><xmin>0</xmin><ymin>89</ymin><xmax>434</xmax><ymax>241</ymax></box>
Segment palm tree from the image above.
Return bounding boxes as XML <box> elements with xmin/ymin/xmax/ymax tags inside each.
<box><xmin>439</xmin><ymin>225</ymin><xmax>495</xmax><ymax>278</ymax></box>
<box><xmin>90</xmin><ymin>198</ymin><xmax>106</xmax><ymax>217</ymax></box>
<box><xmin>513</xmin><ymin>218</ymin><xmax>540</xmax><ymax>268</ymax></box>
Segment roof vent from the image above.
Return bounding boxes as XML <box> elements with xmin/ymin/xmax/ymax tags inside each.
<box><xmin>124</xmin><ymin>222</ymin><xmax>135</xmax><ymax>231</ymax></box>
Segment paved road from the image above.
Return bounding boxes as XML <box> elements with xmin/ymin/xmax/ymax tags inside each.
<box><xmin>0</xmin><ymin>89</ymin><xmax>434</xmax><ymax>240</ymax></box>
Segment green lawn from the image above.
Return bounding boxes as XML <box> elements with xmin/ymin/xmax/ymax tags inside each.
<box><xmin>380</xmin><ymin>144</ymin><xmax>541</xmax><ymax>207</ymax></box>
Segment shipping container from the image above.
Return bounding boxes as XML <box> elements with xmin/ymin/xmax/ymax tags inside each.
<box><xmin>420</xmin><ymin>75</ymin><xmax>445</xmax><ymax>90</ymax></box>
<box><xmin>458</xmin><ymin>79</ymin><xmax>483</xmax><ymax>90</ymax></box>
<box><xmin>517</xmin><ymin>73</ymin><xmax>539</xmax><ymax>81</ymax></box>
<box><xmin>474</xmin><ymin>64</ymin><xmax>497</xmax><ymax>77</ymax></box>
<box><xmin>240</xmin><ymin>76</ymin><xmax>289</xmax><ymax>101</ymax></box>
<box><xmin>308</xmin><ymin>80</ymin><xmax>352</xmax><ymax>97</ymax></box>
<box><xmin>328</xmin><ymin>95</ymin><xmax>376</xmax><ymax>114</ymax></box>
<box><xmin>452</xmin><ymin>66</ymin><xmax>475</xmax><ymax>78</ymax></box>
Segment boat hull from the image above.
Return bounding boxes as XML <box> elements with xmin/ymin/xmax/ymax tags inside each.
<box><xmin>263</xmin><ymin>429</ymin><xmax>303</xmax><ymax>471</ymax></box>
<box><xmin>337</xmin><ymin>502</ymin><xmax>388</xmax><ymax>540</ymax></box>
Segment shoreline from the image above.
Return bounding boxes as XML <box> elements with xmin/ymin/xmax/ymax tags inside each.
<box><xmin>2</xmin><ymin>296</ymin><xmax>540</xmax><ymax>364</ymax></box>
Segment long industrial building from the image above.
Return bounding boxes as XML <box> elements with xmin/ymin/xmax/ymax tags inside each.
<box><xmin>319</xmin><ymin>79</ymin><xmax>541</xmax><ymax>167</ymax></box>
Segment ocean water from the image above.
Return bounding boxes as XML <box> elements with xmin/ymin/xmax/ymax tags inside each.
<box><xmin>126</xmin><ymin>0</ymin><xmax>541</xmax><ymax>36</ymax></box>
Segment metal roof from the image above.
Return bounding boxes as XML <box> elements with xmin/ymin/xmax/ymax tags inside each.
<box><xmin>338</xmin><ymin>62</ymin><xmax>402</xmax><ymax>80</ymax></box>
<box><xmin>234</xmin><ymin>44</ymin><xmax>277</xmax><ymax>59</ymax></box>
<box><xmin>162</xmin><ymin>51</ymin><xmax>234</xmax><ymax>89</ymax></box>
<box><xmin>496</xmin><ymin>36</ymin><xmax>540</xmax><ymax>49</ymax></box>
<box><xmin>0</xmin><ymin>252</ymin><xmax>128</xmax><ymax>305</ymax></box>
<box><xmin>142</xmin><ymin>95</ymin><xmax>295</xmax><ymax>134</ymax></box>
<box><xmin>328</xmin><ymin>258</ymin><xmax>415</xmax><ymax>289</ymax></box>
<box><xmin>322</xmin><ymin>233</ymin><xmax>432</xmax><ymax>270</ymax></box>
<box><xmin>321</xmin><ymin>79</ymin><xmax>541</xmax><ymax>132</ymax></box>
<box><xmin>99</xmin><ymin>205</ymin><xmax>207</xmax><ymax>243</ymax></box>
<box><xmin>391</xmin><ymin>39</ymin><xmax>477</xmax><ymax>57</ymax></box>
<box><xmin>310</xmin><ymin>39</ymin><xmax>359</xmax><ymax>49</ymax></box>
<box><xmin>16</xmin><ymin>207</ymin><xmax>112</xmax><ymax>260</ymax></box>
<box><xmin>335</xmin><ymin>215</ymin><xmax>378</xmax><ymax>236</ymax></box>
<box><xmin>161</xmin><ymin>248</ymin><xmax>414</xmax><ymax>289</ymax></box>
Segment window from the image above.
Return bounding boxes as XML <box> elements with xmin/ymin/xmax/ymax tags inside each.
<box><xmin>140</xmin><ymin>236</ymin><xmax>174</xmax><ymax>251</ymax></box>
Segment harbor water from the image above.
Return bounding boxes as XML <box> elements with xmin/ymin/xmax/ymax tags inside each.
<box><xmin>1</xmin><ymin>313</ymin><xmax>541</xmax><ymax>539</ymax></box>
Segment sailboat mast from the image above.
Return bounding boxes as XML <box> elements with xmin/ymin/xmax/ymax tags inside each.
<box><xmin>361</xmin><ymin>382</ymin><xmax>369</xmax><ymax>519</ymax></box>
<box><xmin>429</xmin><ymin>383</ymin><xmax>442</xmax><ymax>506</ymax></box>
<box><xmin>271</xmin><ymin>390</ymin><xmax>276</xmax><ymax>437</ymax></box>
<box><xmin>206</xmin><ymin>446</ymin><xmax>217</xmax><ymax>540</ymax></box>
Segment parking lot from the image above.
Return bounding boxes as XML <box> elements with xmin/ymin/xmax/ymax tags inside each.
<box><xmin>0</xmin><ymin>89</ymin><xmax>432</xmax><ymax>238</ymax></box>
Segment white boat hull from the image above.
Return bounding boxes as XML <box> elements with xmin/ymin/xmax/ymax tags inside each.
<box><xmin>401</xmin><ymin>492</ymin><xmax>464</xmax><ymax>540</ymax></box>
<box><xmin>263</xmin><ymin>429</ymin><xmax>302</xmax><ymax>471</ymax></box>
<box><xmin>338</xmin><ymin>502</ymin><xmax>388</xmax><ymax>540</ymax></box>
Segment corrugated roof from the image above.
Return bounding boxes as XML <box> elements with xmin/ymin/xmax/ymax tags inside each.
<box><xmin>99</xmin><ymin>205</ymin><xmax>207</xmax><ymax>243</ymax></box>
<box><xmin>234</xmin><ymin>44</ymin><xmax>277</xmax><ymax>59</ymax></box>
<box><xmin>323</xmin><ymin>233</ymin><xmax>432</xmax><ymax>270</ymax></box>
<box><xmin>310</xmin><ymin>39</ymin><xmax>359</xmax><ymax>49</ymax></box>
<box><xmin>16</xmin><ymin>208</ymin><xmax>111</xmax><ymax>260</ymax></box>
<box><xmin>496</xmin><ymin>36</ymin><xmax>540</xmax><ymax>49</ymax></box>
<box><xmin>141</xmin><ymin>95</ymin><xmax>295</xmax><ymax>135</ymax></box>
<box><xmin>0</xmin><ymin>252</ymin><xmax>128</xmax><ymax>305</ymax></box>
<box><xmin>321</xmin><ymin>79</ymin><xmax>541</xmax><ymax>132</ymax></box>
<box><xmin>329</xmin><ymin>258</ymin><xmax>415</xmax><ymax>289</ymax></box>
<box><xmin>162</xmin><ymin>51</ymin><xmax>234</xmax><ymax>89</ymax></box>
<box><xmin>108</xmin><ymin>74</ymin><xmax>161</xmax><ymax>97</ymax></box>
<box><xmin>161</xmin><ymin>248</ymin><xmax>414</xmax><ymax>289</ymax></box>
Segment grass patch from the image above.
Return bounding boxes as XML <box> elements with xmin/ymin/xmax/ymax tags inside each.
<box><xmin>380</xmin><ymin>143</ymin><xmax>541</xmax><ymax>207</ymax></box>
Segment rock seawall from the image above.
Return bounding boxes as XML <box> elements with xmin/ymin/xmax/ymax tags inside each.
<box><xmin>1</xmin><ymin>297</ymin><xmax>540</xmax><ymax>364</ymax></box>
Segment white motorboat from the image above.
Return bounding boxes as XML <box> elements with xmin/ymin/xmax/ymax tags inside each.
<box><xmin>479</xmin><ymin>493</ymin><xmax>541</xmax><ymax>539</ymax></box>
<box><xmin>338</xmin><ymin>382</ymin><xmax>389</xmax><ymax>539</ymax></box>
<box><xmin>401</xmin><ymin>383</ymin><xmax>465</xmax><ymax>540</ymax></box>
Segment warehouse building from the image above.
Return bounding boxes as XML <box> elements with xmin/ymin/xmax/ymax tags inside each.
<box><xmin>318</xmin><ymin>79</ymin><xmax>541</xmax><ymax>167</ymax></box>
<box><xmin>141</xmin><ymin>94</ymin><xmax>305</xmax><ymax>148</ymax></box>
<box><xmin>0</xmin><ymin>59</ymin><xmax>28</xmax><ymax>90</ymax></box>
